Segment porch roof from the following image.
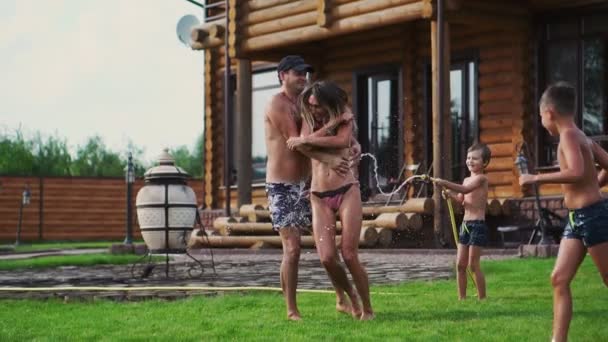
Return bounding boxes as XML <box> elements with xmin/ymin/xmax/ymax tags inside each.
<box><xmin>191</xmin><ymin>0</ymin><xmax>608</xmax><ymax>55</ymax></box>
<box><xmin>192</xmin><ymin>0</ymin><xmax>433</xmax><ymax>55</ymax></box>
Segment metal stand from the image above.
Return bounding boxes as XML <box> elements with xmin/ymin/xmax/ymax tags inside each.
<box><xmin>528</xmin><ymin>184</ymin><xmax>565</xmax><ymax>245</ymax></box>
<box><xmin>130</xmin><ymin>246</ymin><xmax>214</xmax><ymax>280</ymax></box>
<box><xmin>15</xmin><ymin>200</ymin><xmax>24</xmax><ymax>246</ymax></box>
<box><xmin>130</xmin><ymin>213</ymin><xmax>216</xmax><ymax>279</ymax></box>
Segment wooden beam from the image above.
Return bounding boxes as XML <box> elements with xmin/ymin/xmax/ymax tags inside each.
<box><xmin>242</xmin><ymin>1</ymin><xmax>432</xmax><ymax>52</ymax></box>
<box><xmin>191</xmin><ymin>22</ymin><xmax>225</xmax><ymax>50</ymax></box>
<box><xmin>431</xmin><ymin>10</ymin><xmax>451</xmax><ymax>246</ymax></box>
<box><xmin>191</xmin><ymin>38</ymin><xmax>223</xmax><ymax>50</ymax></box>
<box><xmin>530</xmin><ymin>0</ymin><xmax>608</xmax><ymax>11</ymax></box>
<box><xmin>448</xmin><ymin>0</ymin><xmax>529</xmax><ymax>15</ymax></box>
<box><xmin>228</xmin><ymin>0</ymin><xmax>239</xmax><ymax>57</ymax></box>
<box><xmin>245</xmin><ymin>11</ymin><xmax>317</xmax><ymax>37</ymax></box>
<box><xmin>332</xmin><ymin>0</ymin><xmax>421</xmax><ymax>20</ymax></box>
<box><xmin>248</xmin><ymin>0</ymin><xmax>295</xmax><ymax>12</ymax></box>
<box><xmin>204</xmin><ymin>49</ymin><xmax>219</xmax><ymax>208</ymax></box>
<box><xmin>236</xmin><ymin>59</ymin><xmax>252</xmax><ymax>207</ymax></box>
<box><xmin>244</xmin><ymin>0</ymin><xmax>423</xmax><ymax>34</ymax></box>
<box><xmin>446</xmin><ymin>10</ymin><xmax>529</xmax><ymax>30</ymax></box>
<box><xmin>247</xmin><ymin>1</ymin><xmax>316</xmax><ymax>25</ymax></box>
<box><xmin>317</xmin><ymin>0</ymin><xmax>331</xmax><ymax>27</ymax></box>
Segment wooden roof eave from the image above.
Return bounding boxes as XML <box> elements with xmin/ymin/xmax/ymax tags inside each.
<box><xmin>234</xmin><ymin>0</ymin><xmax>434</xmax><ymax>56</ymax></box>
<box><xmin>444</xmin><ymin>0</ymin><xmax>532</xmax><ymax>31</ymax></box>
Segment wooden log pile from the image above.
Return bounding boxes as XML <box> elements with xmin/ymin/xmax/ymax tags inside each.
<box><xmin>189</xmin><ymin>197</ymin><xmax>515</xmax><ymax>249</ymax></box>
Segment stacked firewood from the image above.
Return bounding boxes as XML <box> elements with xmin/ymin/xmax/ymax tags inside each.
<box><xmin>189</xmin><ymin>198</ymin><xmax>514</xmax><ymax>249</ymax></box>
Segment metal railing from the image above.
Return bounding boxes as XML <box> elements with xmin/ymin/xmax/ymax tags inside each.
<box><xmin>204</xmin><ymin>0</ymin><xmax>226</xmax><ymax>21</ymax></box>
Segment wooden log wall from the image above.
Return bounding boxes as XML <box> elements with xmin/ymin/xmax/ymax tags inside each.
<box><xmin>318</xmin><ymin>24</ymin><xmax>408</xmax><ymax>97</ymax></box>
<box><xmin>204</xmin><ymin>4</ymin><xmax>571</xmax><ymax>209</ymax></box>
<box><xmin>238</xmin><ymin>0</ymin><xmax>432</xmax><ymax>53</ymax></box>
<box><xmin>0</xmin><ymin>176</ymin><xmax>204</xmax><ymax>242</ymax></box>
<box><xmin>413</xmin><ymin>21</ymin><xmax>535</xmax><ymax>198</ymax></box>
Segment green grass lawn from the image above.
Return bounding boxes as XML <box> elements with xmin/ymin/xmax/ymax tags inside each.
<box><xmin>0</xmin><ymin>254</ymin><xmax>154</xmax><ymax>270</ymax></box>
<box><xmin>0</xmin><ymin>258</ymin><xmax>606</xmax><ymax>341</ymax></box>
<box><xmin>8</xmin><ymin>240</ymin><xmax>143</xmax><ymax>253</ymax></box>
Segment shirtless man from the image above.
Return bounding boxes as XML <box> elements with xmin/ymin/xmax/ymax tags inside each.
<box><xmin>265</xmin><ymin>56</ymin><xmax>356</xmax><ymax>321</ymax></box>
<box><xmin>519</xmin><ymin>81</ymin><xmax>608</xmax><ymax>342</ymax></box>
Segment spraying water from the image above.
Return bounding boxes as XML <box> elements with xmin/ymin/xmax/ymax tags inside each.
<box><xmin>360</xmin><ymin>153</ymin><xmax>430</xmax><ymax>197</ymax></box>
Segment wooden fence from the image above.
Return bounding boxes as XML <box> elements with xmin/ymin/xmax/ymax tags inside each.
<box><xmin>0</xmin><ymin>176</ymin><xmax>204</xmax><ymax>242</ymax></box>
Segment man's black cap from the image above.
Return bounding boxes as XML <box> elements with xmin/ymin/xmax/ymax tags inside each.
<box><xmin>277</xmin><ymin>55</ymin><xmax>314</xmax><ymax>73</ymax></box>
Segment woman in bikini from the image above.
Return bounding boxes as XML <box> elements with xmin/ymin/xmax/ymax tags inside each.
<box><xmin>286</xmin><ymin>80</ymin><xmax>374</xmax><ymax>320</ymax></box>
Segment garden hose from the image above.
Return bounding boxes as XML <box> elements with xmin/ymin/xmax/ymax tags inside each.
<box><xmin>0</xmin><ymin>285</ymin><xmax>401</xmax><ymax>295</ymax></box>
<box><xmin>0</xmin><ymin>286</ymin><xmax>332</xmax><ymax>294</ymax></box>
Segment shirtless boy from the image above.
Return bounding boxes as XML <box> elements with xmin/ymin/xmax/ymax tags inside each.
<box><xmin>434</xmin><ymin>143</ymin><xmax>492</xmax><ymax>300</ymax></box>
<box><xmin>519</xmin><ymin>81</ymin><xmax>608</xmax><ymax>342</ymax></box>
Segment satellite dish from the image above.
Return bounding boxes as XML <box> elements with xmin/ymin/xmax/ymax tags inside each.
<box><xmin>176</xmin><ymin>14</ymin><xmax>200</xmax><ymax>47</ymax></box>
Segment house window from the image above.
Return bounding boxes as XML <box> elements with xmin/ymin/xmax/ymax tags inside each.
<box><xmin>354</xmin><ymin>66</ymin><xmax>402</xmax><ymax>200</ymax></box>
<box><xmin>424</xmin><ymin>59</ymin><xmax>478</xmax><ymax>183</ymax></box>
<box><xmin>251</xmin><ymin>69</ymin><xmax>281</xmax><ymax>182</ymax></box>
<box><xmin>539</xmin><ymin>13</ymin><xmax>608</xmax><ymax>166</ymax></box>
<box><xmin>450</xmin><ymin>61</ymin><xmax>478</xmax><ymax>182</ymax></box>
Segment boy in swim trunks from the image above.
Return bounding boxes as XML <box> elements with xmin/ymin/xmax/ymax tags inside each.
<box><xmin>519</xmin><ymin>81</ymin><xmax>608</xmax><ymax>342</ymax></box>
<box><xmin>434</xmin><ymin>143</ymin><xmax>492</xmax><ymax>301</ymax></box>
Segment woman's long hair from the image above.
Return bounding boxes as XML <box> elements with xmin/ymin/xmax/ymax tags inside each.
<box><xmin>299</xmin><ymin>81</ymin><xmax>348</xmax><ymax>132</ymax></box>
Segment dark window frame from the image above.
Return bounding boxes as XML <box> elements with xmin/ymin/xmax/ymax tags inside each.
<box><xmin>250</xmin><ymin>66</ymin><xmax>281</xmax><ymax>184</ymax></box>
<box><xmin>352</xmin><ymin>64</ymin><xmax>404</xmax><ymax>199</ymax></box>
<box><xmin>537</xmin><ymin>10</ymin><xmax>608</xmax><ymax>166</ymax></box>
<box><xmin>422</xmin><ymin>51</ymin><xmax>480</xmax><ymax>183</ymax></box>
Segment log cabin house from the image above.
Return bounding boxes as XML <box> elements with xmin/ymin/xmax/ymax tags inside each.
<box><xmin>192</xmin><ymin>0</ymin><xmax>608</xmax><ymax>247</ymax></box>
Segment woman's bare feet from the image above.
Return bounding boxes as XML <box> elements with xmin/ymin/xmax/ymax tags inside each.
<box><xmin>347</xmin><ymin>293</ymin><xmax>362</xmax><ymax>319</ymax></box>
<box><xmin>336</xmin><ymin>298</ymin><xmax>352</xmax><ymax>315</ymax></box>
<box><xmin>287</xmin><ymin>311</ymin><xmax>302</xmax><ymax>321</ymax></box>
<box><xmin>359</xmin><ymin>310</ymin><xmax>375</xmax><ymax>320</ymax></box>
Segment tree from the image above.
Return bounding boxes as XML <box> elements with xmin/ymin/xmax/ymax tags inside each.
<box><xmin>0</xmin><ymin>129</ymin><xmax>36</xmax><ymax>175</ymax></box>
<box><xmin>0</xmin><ymin>128</ymin><xmax>200</xmax><ymax>178</ymax></box>
<box><xmin>32</xmin><ymin>133</ymin><xmax>72</xmax><ymax>176</ymax></box>
<box><xmin>191</xmin><ymin>132</ymin><xmax>205</xmax><ymax>177</ymax></box>
<box><xmin>169</xmin><ymin>132</ymin><xmax>204</xmax><ymax>178</ymax></box>
<box><xmin>125</xmin><ymin>140</ymin><xmax>148</xmax><ymax>177</ymax></box>
<box><xmin>71</xmin><ymin>136</ymin><xmax>125</xmax><ymax>177</ymax></box>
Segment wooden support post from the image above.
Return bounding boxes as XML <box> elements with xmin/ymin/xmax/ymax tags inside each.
<box><xmin>224</xmin><ymin>0</ymin><xmax>233</xmax><ymax>216</ymax></box>
<box><xmin>431</xmin><ymin>0</ymin><xmax>451</xmax><ymax>247</ymax></box>
<box><xmin>236</xmin><ymin>59</ymin><xmax>252</xmax><ymax>207</ymax></box>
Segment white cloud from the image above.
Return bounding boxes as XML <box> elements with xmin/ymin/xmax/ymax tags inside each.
<box><xmin>0</xmin><ymin>0</ymin><xmax>205</xmax><ymax>162</ymax></box>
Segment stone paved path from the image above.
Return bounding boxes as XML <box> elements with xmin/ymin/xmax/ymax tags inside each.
<box><xmin>0</xmin><ymin>249</ymin><xmax>518</xmax><ymax>300</ymax></box>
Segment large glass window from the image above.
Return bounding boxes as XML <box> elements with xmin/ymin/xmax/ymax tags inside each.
<box><xmin>355</xmin><ymin>67</ymin><xmax>402</xmax><ymax>199</ymax></box>
<box><xmin>539</xmin><ymin>13</ymin><xmax>608</xmax><ymax>166</ymax></box>
<box><xmin>450</xmin><ymin>62</ymin><xmax>478</xmax><ymax>182</ymax></box>
<box><xmin>424</xmin><ymin>59</ymin><xmax>478</xmax><ymax>183</ymax></box>
<box><xmin>251</xmin><ymin>69</ymin><xmax>280</xmax><ymax>182</ymax></box>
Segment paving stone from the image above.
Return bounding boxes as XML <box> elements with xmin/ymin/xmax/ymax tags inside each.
<box><xmin>0</xmin><ymin>249</ymin><xmax>517</xmax><ymax>300</ymax></box>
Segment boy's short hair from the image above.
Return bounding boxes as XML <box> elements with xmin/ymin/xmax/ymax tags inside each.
<box><xmin>468</xmin><ymin>143</ymin><xmax>492</xmax><ymax>166</ymax></box>
<box><xmin>540</xmin><ymin>81</ymin><xmax>576</xmax><ymax>117</ymax></box>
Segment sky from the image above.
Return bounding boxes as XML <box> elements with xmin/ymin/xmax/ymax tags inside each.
<box><xmin>0</xmin><ymin>0</ymin><xmax>205</xmax><ymax>163</ymax></box>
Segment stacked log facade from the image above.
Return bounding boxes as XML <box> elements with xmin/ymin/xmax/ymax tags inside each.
<box><xmin>202</xmin><ymin>0</ymin><xmax>606</xmax><ymax>210</ymax></box>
